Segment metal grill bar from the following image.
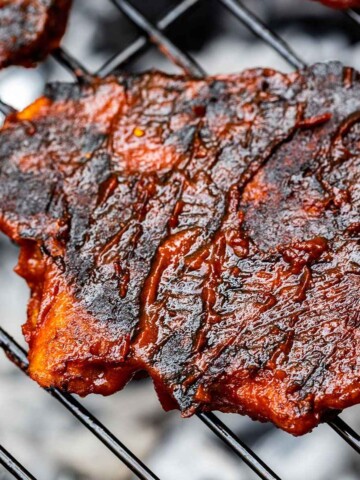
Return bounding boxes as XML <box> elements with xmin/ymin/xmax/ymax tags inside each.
<box><xmin>0</xmin><ymin>100</ymin><xmax>16</xmax><ymax>116</ymax></box>
<box><xmin>52</xmin><ymin>47</ymin><xmax>92</xmax><ymax>82</ymax></box>
<box><xmin>0</xmin><ymin>445</ymin><xmax>36</xmax><ymax>480</ymax></box>
<box><xmin>218</xmin><ymin>0</ymin><xmax>306</xmax><ymax>69</ymax></box>
<box><xmin>344</xmin><ymin>8</ymin><xmax>360</xmax><ymax>25</ymax></box>
<box><xmin>0</xmin><ymin>328</ymin><xmax>159</xmax><ymax>480</ymax></box>
<box><xmin>197</xmin><ymin>412</ymin><xmax>280</xmax><ymax>480</ymax></box>
<box><xmin>329</xmin><ymin>417</ymin><xmax>360</xmax><ymax>454</ymax></box>
<box><xmin>110</xmin><ymin>0</ymin><xmax>205</xmax><ymax>77</ymax></box>
<box><xmin>97</xmin><ymin>0</ymin><xmax>202</xmax><ymax>77</ymax></box>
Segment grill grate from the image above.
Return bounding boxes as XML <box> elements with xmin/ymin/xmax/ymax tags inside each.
<box><xmin>0</xmin><ymin>446</ymin><xmax>36</xmax><ymax>480</ymax></box>
<box><xmin>0</xmin><ymin>1</ymin><xmax>359</xmax><ymax>479</ymax></box>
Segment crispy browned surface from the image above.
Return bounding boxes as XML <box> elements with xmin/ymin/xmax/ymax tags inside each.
<box><xmin>0</xmin><ymin>0</ymin><xmax>71</xmax><ymax>68</ymax></box>
<box><xmin>0</xmin><ymin>63</ymin><xmax>359</xmax><ymax>435</ymax></box>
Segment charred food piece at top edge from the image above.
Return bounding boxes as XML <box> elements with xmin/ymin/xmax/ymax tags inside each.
<box><xmin>0</xmin><ymin>62</ymin><xmax>359</xmax><ymax>435</ymax></box>
<box><xmin>0</xmin><ymin>0</ymin><xmax>72</xmax><ymax>68</ymax></box>
<box><xmin>315</xmin><ymin>0</ymin><xmax>360</xmax><ymax>7</ymax></box>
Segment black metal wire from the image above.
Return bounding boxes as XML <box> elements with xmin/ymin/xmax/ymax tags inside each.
<box><xmin>344</xmin><ymin>8</ymin><xmax>360</xmax><ymax>25</ymax></box>
<box><xmin>197</xmin><ymin>413</ymin><xmax>280</xmax><ymax>480</ymax></box>
<box><xmin>97</xmin><ymin>0</ymin><xmax>203</xmax><ymax>77</ymax></box>
<box><xmin>0</xmin><ymin>328</ymin><xmax>159</xmax><ymax>480</ymax></box>
<box><xmin>329</xmin><ymin>417</ymin><xmax>360</xmax><ymax>454</ymax></box>
<box><xmin>52</xmin><ymin>47</ymin><xmax>92</xmax><ymax>82</ymax></box>
<box><xmin>0</xmin><ymin>100</ymin><xmax>16</xmax><ymax>116</ymax></box>
<box><xmin>0</xmin><ymin>446</ymin><xmax>36</xmax><ymax>480</ymax></box>
<box><xmin>218</xmin><ymin>0</ymin><xmax>306</xmax><ymax>69</ymax></box>
<box><xmin>110</xmin><ymin>0</ymin><xmax>206</xmax><ymax>77</ymax></box>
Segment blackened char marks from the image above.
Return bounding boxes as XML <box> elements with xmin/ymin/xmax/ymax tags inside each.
<box><xmin>0</xmin><ymin>63</ymin><xmax>359</xmax><ymax>434</ymax></box>
<box><xmin>135</xmin><ymin>63</ymin><xmax>360</xmax><ymax>435</ymax></box>
<box><xmin>0</xmin><ymin>71</ymin><xmax>210</xmax><ymax>393</ymax></box>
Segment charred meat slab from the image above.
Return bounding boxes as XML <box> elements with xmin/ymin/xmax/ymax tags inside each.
<box><xmin>0</xmin><ymin>62</ymin><xmax>359</xmax><ymax>435</ymax></box>
<box><xmin>0</xmin><ymin>0</ymin><xmax>71</xmax><ymax>68</ymax></box>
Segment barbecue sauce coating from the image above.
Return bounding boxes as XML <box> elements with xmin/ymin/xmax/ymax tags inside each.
<box><xmin>0</xmin><ymin>0</ymin><xmax>71</xmax><ymax>68</ymax></box>
<box><xmin>0</xmin><ymin>63</ymin><xmax>359</xmax><ymax>435</ymax></box>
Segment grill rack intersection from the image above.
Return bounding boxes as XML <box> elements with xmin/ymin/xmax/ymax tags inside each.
<box><xmin>0</xmin><ymin>1</ymin><xmax>360</xmax><ymax>479</ymax></box>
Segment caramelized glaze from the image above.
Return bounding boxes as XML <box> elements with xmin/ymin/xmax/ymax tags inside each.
<box><xmin>0</xmin><ymin>63</ymin><xmax>359</xmax><ymax>435</ymax></box>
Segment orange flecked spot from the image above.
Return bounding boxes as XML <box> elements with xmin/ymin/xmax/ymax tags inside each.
<box><xmin>133</xmin><ymin>127</ymin><xmax>145</xmax><ymax>137</ymax></box>
<box><xmin>16</xmin><ymin>97</ymin><xmax>51</xmax><ymax>121</ymax></box>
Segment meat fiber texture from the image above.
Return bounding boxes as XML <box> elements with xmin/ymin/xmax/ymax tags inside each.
<box><xmin>0</xmin><ymin>0</ymin><xmax>71</xmax><ymax>68</ymax></box>
<box><xmin>0</xmin><ymin>62</ymin><xmax>359</xmax><ymax>435</ymax></box>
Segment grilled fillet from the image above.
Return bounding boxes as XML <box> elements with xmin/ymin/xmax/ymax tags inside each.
<box><xmin>0</xmin><ymin>62</ymin><xmax>359</xmax><ymax>435</ymax></box>
<box><xmin>0</xmin><ymin>0</ymin><xmax>71</xmax><ymax>68</ymax></box>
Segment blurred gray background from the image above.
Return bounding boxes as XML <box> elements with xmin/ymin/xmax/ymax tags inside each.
<box><xmin>0</xmin><ymin>1</ymin><xmax>360</xmax><ymax>479</ymax></box>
